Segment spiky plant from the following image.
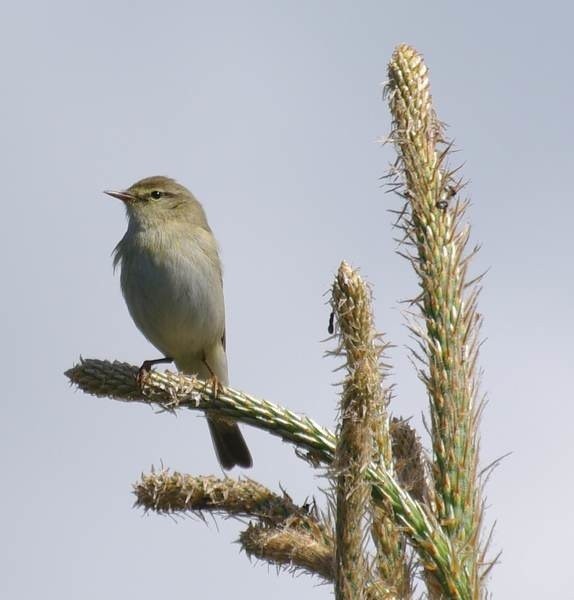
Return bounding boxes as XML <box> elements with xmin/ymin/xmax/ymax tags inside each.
<box><xmin>66</xmin><ymin>44</ymin><xmax>491</xmax><ymax>599</ymax></box>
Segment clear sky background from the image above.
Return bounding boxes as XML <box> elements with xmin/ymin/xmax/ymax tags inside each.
<box><xmin>1</xmin><ymin>1</ymin><xmax>572</xmax><ymax>598</ymax></box>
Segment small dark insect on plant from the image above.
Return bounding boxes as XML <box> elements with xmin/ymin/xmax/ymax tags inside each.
<box><xmin>328</xmin><ymin>311</ymin><xmax>335</xmax><ymax>334</ymax></box>
<box><xmin>436</xmin><ymin>184</ymin><xmax>458</xmax><ymax>210</ymax></box>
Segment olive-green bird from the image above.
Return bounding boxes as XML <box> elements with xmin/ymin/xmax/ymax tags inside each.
<box><xmin>106</xmin><ymin>176</ymin><xmax>252</xmax><ymax>469</ymax></box>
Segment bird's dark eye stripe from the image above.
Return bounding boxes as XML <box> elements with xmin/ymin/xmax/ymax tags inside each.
<box><xmin>150</xmin><ymin>190</ymin><xmax>162</xmax><ymax>199</ymax></box>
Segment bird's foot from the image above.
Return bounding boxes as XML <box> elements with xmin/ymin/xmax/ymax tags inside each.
<box><xmin>201</xmin><ymin>355</ymin><xmax>224</xmax><ymax>397</ymax></box>
<box><xmin>136</xmin><ymin>357</ymin><xmax>174</xmax><ymax>388</ymax></box>
<box><xmin>207</xmin><ymin>375</ymin><xmax>224</xmax><ymax>398</ymax></box>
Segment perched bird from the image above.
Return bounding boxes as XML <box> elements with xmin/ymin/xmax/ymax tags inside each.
<box><xmin>106</xmin><ymin>176</ymin><xmax>252</xmax><ymax>469</ymax></box>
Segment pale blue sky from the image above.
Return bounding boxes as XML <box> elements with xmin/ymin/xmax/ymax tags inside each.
<box><xmin>1</xmin><ymin>1</ymin><xmax>572</xmax><ymax>598</ymax></box>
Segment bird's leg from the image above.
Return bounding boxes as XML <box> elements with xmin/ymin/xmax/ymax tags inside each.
<box><xmin>202</xmin><ymin>354</ymin><xmax>223</xmax><ymax>398</ymax></box>
<box><xmin>137</xmin><ymin>356</ymin><xmax>174</xmax><ymax>387</ymax></box>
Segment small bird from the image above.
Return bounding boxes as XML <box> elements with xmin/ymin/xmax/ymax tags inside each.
<box><xmin>106</xmin><ymin>176</ymin><xmax>252</xmax><ymax>469</ymax></box>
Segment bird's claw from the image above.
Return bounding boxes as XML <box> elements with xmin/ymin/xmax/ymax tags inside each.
<box><xmin>136</xmin><ymin>362</ymin><xmax>153</xmax><ymax>388</ymax></box>
<box><xmin>135</xmin><ymin>357</ymin><xmax>174</xmax><ymax>389</ymax></box>
<box><xmin>208</xmin><ymin>375</ymin><xmax>224</xmax><ymax>398</ymax></box>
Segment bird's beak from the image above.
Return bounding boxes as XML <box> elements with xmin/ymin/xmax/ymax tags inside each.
<box><xmin>104</xmin><ymin>189</ymin><xmax>136</xmax><ymax>203</ymax></box>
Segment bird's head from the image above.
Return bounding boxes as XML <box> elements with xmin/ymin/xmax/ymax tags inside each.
<box><xmin>105</xmin><ymin>176</ymin><xmax>209</xmax><ymax>229</ymax></box>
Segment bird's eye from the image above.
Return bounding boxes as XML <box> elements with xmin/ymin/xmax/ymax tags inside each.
<box><xmin>150</xmin><ymin>190</ymin><xmax>163</xmax><ymax>199</ymax></box>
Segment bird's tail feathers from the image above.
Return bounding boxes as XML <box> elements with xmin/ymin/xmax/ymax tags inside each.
<box><xmin>208</xmin><ymin>418</ymin><xmax>252</xmax><ymax>469</ymax></box>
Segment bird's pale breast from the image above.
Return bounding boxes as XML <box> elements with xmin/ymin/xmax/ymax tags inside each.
<box><xmin>118</xmin><ymin>226</ymin><xmax>225</xmax><ymax>362</ymax></box>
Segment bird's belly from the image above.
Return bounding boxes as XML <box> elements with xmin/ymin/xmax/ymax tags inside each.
<box><xmin>120</xmin><ymin>248</ymin><xmax>224</xmax><ymax>360</ymax></box>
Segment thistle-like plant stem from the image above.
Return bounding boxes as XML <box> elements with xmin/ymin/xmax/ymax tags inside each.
<box><xmin>66</xmin><ymin>358</ymin><xmax>474</xmax><ymax>598</ymax></box>
<box><xmin>331</xmin><ymin>262</ymin><xmax>377</xmax><ymax>600</ymax></box>
<box><xmin>390</xmin><ymin>418</ymin><xmax>426</xmax><ymax>504</ymax></box>
<box><xmin>386</xmin><ymin>44</ymin><xmax>484</xmax><ymax>597</ymax></box>
<box><xmin>135</xmin><ymin>470</ymin><xmax>300</xmax><ymax>523</ymax></box>
<box><xmin>331</xmin><ymin>262</ymin><xmax>411</xmax><ymax>599</ymax></box>
<box><xmin>135</xmin><ymin>470</ymin><xmax>335</xmax><ymax>581</ymax></box>
<box><xmin>240</xmin><ymin>516</ymin><xmax>334</xmax><ymax>582</ymax></box>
